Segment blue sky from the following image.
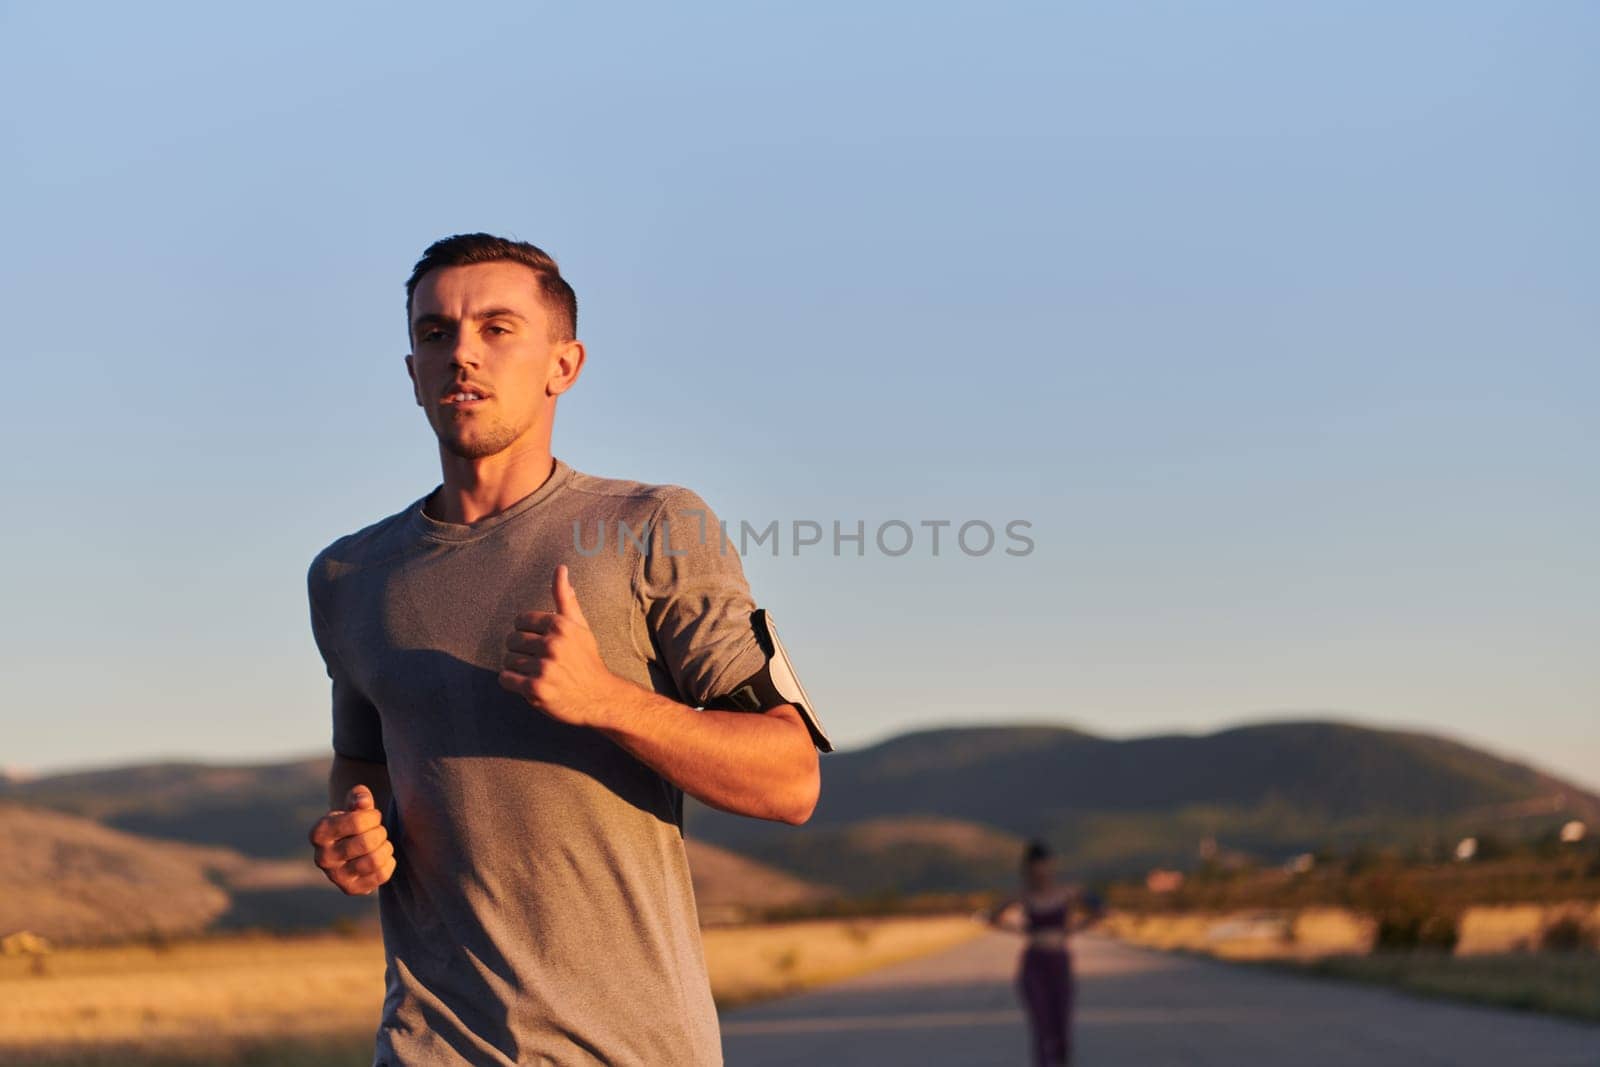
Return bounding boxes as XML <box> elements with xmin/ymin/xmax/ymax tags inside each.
<box><xmin>2</xmin><ymin>3</ymin><xmax>1595</xmax><ymax>790</ymax></box>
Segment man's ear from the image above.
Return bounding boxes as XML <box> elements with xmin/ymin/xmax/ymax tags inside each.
<box><xmin>547</xmin><ymin>339</ymin><xmax>586</xmax><ymax>397</ymax></box>
<box><xmin>404</xmin><ymin>353</ymin><xmax>422</xmax><ymax>407</ymax></box>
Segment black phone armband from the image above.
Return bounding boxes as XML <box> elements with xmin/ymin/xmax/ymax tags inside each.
<box><xmin>705</xmin><ymin>609</ymin><xmax>832</xmax><ymax>752</ymax></box>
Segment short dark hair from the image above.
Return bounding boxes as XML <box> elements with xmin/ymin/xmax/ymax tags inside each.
<box><xmin>1023</xmin><ymin>840</ymin><xmax>1053</xmax><ymax>866</ymax></box>
<box><xmin>404</xmin><ymin>232</ymin><xmax>578</xmax><ymax>345</ymax></box>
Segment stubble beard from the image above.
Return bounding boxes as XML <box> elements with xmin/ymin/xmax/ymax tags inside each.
<box><xmin>436</xmin><ymin>413</ymin><xmax>526</xmax><ymax>460</ymax></box>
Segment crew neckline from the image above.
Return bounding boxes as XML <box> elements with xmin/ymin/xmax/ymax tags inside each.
<box><xmin>408</xmin><ymin>456</ymin><xmax>574</xmax><ymax>543</ymax></box>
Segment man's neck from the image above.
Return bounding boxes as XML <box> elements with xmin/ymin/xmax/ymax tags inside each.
<box><xmin>426</xmin><ymin>445</ymin><xmax>556</xmax><ymax>526</ymax></box>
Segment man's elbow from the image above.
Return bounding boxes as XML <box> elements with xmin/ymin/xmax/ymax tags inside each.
<box><xmin>775</xmin><ymin>767</ymin><xmax>819</xmax><ymax>825</ymax></box>
<box><xmin>739</xmin><ymin>703</ymin><xmax>819</xmax><ymax>825</ymax></box>
<box><xmin>778</xmin><ymin>725</ymin><xmax>821</xmax><ymax>826</ymax></box>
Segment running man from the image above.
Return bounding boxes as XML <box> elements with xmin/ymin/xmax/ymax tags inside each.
<box><xmin>305</xmin><ymin>233</ymin><xmax>831</xmax><ymax>1066</ymax></box>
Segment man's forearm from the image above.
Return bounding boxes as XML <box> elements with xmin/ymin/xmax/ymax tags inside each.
<box><xmin>592</xmin><ymin>681</ymin><xmax>819</xmax><ymax>825</ymax></box>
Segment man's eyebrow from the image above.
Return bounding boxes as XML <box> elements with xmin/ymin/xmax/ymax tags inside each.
<box><xmin>472</xmin><ymin>307</ymin><xmax>529</xmax><ymax>323</ymax></box>
<box><xmin>411</xmin><ymin>307</ymin><xmax>530</xmax><ymax>332</ymax></box>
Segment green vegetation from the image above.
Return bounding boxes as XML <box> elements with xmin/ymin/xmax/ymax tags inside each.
<box><xmin>1106</xmin><ymin>838</ymin><xmax>1600</xmax><ymax>917</ymax></box>
<box><xmin>1284</xmin><ymin>951</ymin><xmax>1600</xmax><ymax>1023</ymax></box>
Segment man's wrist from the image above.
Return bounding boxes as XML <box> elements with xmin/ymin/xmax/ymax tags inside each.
<box><xmin>582</xmin><ymin>672</ymin><xmax>655</xmax><ymax>732</ymax></box>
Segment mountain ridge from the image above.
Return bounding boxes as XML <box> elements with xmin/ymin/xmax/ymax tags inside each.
<box><xmin>685</xmin><ymin>718</ymin><xmax>1600</xmax><ymax>890</ymax></box>
<box><xmin>5</xmin><ymin>718</ymin><xmax>1592</xmax><ymax>899</ymax></box>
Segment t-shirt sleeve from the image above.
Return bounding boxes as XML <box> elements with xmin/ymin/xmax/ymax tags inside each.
<box><xmin>635</xmin><ymin>487</ymin><xmax>769</xmax><ymax>709</ymax></box>
<box><xmin>307</xmin><ymin>565</ymin><xmax>387</xmax><ymax>764</ymax></box>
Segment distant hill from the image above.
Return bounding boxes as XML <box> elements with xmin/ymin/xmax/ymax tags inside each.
<box><xmin>719</xmin><ymin>816</ymin><xmax>1029</xmax><ymax>897</ymax></box>
<box><xmin>681</xmin><ymin>839</ymin><xmax>833</xmax><ymax>923</ymax></box>
<box><xmin>0</xmin><ymin>758</ymin><xmax>331</xmax><ymax>860</ymax></box>
<box><xmin>0</xmin><ymin>802</ymin><xmax>364</xmax><ymax>944</ymax></box>
<box><xmin>685</xmin><ymin>720</ymin><xmax>1600</xmax><ymax>890</ymax></box>
<box><xmin>7</xmin><ymin>719</ymin><xmax>1594</xmax><ymax>909</ymax></box>
<box><xmin>0</xmin><ymin>779</ymin><xmax>831</xmax><ymax>943</ymax></box>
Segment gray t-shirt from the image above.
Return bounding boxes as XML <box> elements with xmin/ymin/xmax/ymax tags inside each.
<box><xmin>306</xmin><ymin>457</ymin><xmax>777</xmax><ymax>1066</ymax></box>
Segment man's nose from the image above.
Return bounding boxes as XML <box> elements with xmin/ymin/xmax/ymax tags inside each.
<box><xmin>448</xmin><ymin>331</ymin><xmax>483</xmax><ymax>368</ymax></box>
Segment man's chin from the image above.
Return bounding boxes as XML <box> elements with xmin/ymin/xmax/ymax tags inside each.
<box><xmin>439</xmin><ymin>429</ymin><xmax>515</xmax><ymax>460</ymax></box>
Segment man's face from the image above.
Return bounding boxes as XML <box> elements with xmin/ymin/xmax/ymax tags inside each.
<box><xmin>405</xmin><ymin>261</ymin><xmax>572</xmax><ymax>459</ymax></box>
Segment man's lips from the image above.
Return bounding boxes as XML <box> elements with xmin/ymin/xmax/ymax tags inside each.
<box><xmin>440</xmin><ymin>387</ymin><xmax>492</xmax><ymax>408</ymax></box>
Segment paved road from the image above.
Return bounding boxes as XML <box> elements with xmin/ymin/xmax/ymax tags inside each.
<box><xmin>720</xmin><ymin>931</ymin><xmax>1599</xmax><ymax>1066</ymax></box>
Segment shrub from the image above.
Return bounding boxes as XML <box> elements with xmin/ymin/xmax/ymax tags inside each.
<box><xmin>1374</xmin><ymin>905</ymin><xmax>1460</xmax><ymax>952</ymax></box>
<box><xmin>1540</xmin><ymin>913</ymin><xmax>1598</xmax><ymax>953</ymax></box>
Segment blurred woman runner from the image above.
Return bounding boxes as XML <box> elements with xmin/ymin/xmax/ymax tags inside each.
<box><xmin>981</xmin><ymin>840</ymin><xmax>1097</xmax><ymax>1066</ymax></box>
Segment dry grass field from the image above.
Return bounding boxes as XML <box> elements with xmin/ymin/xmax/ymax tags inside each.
<box><xmin>703</xmin><ymin>914</ymin><xmax>982</xmax><ymax>1008</ymax></box>
<box><xmin>0</xmin><ymin>916</ymin><xmax>983</xmax><ymax>1066</ymax></box>
<box><xmin>1102</xmin><ymin>901</ymin><xmax>1600</xmax><ymax>960</ymax></box>
<box><xmin>1101</xmin><ymin>906</ymin><xmax>1373</xmax><ymax>959</ymax></box>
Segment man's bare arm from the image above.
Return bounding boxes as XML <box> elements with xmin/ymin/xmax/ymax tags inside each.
<box><xmin>499</xmin><ymin>564</ymin><xmax>820</xmax><ymax>825</ymax></box>
<box><xmin>593</xmin><ymin>690</ymin><xmax>820</xmax><ymax>825</ymax></box>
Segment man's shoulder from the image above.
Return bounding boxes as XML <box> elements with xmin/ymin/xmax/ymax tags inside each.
<box><xmin>562</xmin><ymin>465</ymin><xmax>711</xmax><ymax>518</ymax></box>
<box><xmin>305</xmin><ymin>497</ymin><xmax>422</xmax><ymax>596</ymax></box>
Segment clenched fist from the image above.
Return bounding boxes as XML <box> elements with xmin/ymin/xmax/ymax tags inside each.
<box><xmin>499</xmin><ymin>564</ymin><xmax>626</xmax><ymax>728</ymax></box>
<box><xmin>308</xmin><ymin>784</ymin><xmax>396</xmax><ymax>896</ymax></box>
